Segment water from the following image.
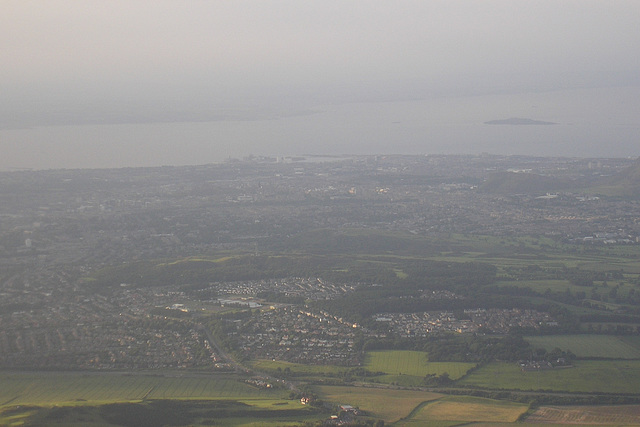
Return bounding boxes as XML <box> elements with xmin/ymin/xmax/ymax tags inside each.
<box><xmin>1</xmin><ymin>87</ymin><xmax>638</xmax><ymax>170</ymax></box>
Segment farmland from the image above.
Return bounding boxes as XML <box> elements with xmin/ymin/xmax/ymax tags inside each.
<box><xmin>459</xmin><ymin>360</ymin><xmax>640</xmax><ymax>393</ymax></box>
<box><xmin>249</xmin><ymin>351</ymin><xmax>476</xmax><ymax>386</ymax></box>
<box><xmin>0</xmin><ymin>372</ymin><xmax>282</xmax><ymax>407</ymax></box>
<box><xmin>395</xmin><ymin>395</ymin><xmax>528</xmax><ymax>426</ymax></box>
<box><xmin>315</xmin><ymin>385</ymin><xmax>442</xmax><ymax>423</ymax></box>
<box><xmin>3</xmin><ymin>156</ymin><xmax>640</xmax><ymax>425</ymax></box>
<box><xmin>315</xmin><ymin>387</ymin><xmax>531</xmax><ymax>426</ymax></box>
<box><xmin>364</xmin><ymin>350</ymin><xmax>475</xmax><ymax>379</ymax></box>
<box><xmin>0</xmin><ymin>399</ymin><xmax>324</xmax><ymax>427</ymax></box>
<box><xmin>525</xmin><ymin>335</ymin><xmax>640</xmax><ymax>359</ymax></box>
<box><xmin>0</xmin><ymin>373</ymin><xmax>329</xmax><ymax>426</ymax></box>
<box><xmin>361</xmin><ymin>350</ymin><xmax>476</xmax><ymax>386</ymax></box>
<box><xmin>248</xmin><ymin>359</ymin><xmax>349</xmax><ymax>377</ymax></box>
<box><xmin>525</xmin><ymin>404</ymin><xmax>640</xmax><ymax>425</ymax></box>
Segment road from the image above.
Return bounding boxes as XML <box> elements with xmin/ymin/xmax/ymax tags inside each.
<box><xmin>196</xmin><ymin>323</ymin><xmax>299</xmax><ymax>392</ymax></box>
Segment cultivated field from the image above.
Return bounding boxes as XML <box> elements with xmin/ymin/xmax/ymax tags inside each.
<box><xmin>525</xmin><ymin>404</ymin><xmax>640</xmax><ymax>425</ymax></box>
<box><xmin>364</xmin><ymin>350</ymin><xmax>475</xmax><ymax>379</ymax></box>
<box><xmin>395</xmin><ymin>395</ymin><xmax>528</xmax><ymax>426</ymax></box>
<box><xmin>525</xmin><ymin>335</ymin><xmax>640</xmax><ymax>359</ymax></box>
<box><xmin>316</xmin><ymin>385</ymin><xmax>441</xmax><ymax>423</ymax></box>
<box><xmin>459</xmin><ymin>360</ymin><xmax>640</xmax><ymax>393</ymax></box>
<box><xmin>0</xmin><ymin>372</ymin><xmax>281</xmax><ymax>407</ymax></box>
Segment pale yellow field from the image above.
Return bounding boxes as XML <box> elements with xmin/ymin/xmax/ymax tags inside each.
<box><xmin>398</xmin><ymin>395</ymin><xmax>528</xmax><ymax>425</ymax></box>
<box><xmin>525</xmin><ymin>404</ymin><xmax>640</xmax><ymax>425</ymax></box>
<box><xmin>316</xmin><ymin>385</ymin><xmax>441</xmax><ymax>423</ymax></box>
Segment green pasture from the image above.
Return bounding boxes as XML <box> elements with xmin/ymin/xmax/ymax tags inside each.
<box><xmin>594</xmin><ymin>244</ymin><xmax>640</xmax><ymax>259</ymax></box>
<box><xmin>364</xmin><ymin>350</ymin><xmax>476</xmax><ymax>380</ymax></box>
<box><xmin>251</xmin><ymin>351</ymin><xmax>476</xmax><ymax>385</ymax></box>
<box><xmin>428</xmin><ymin>234</ymin><xmax>640</xmax><ymax>273</ymax></box>
<box><xmin>316</xmin><ymin>385</ymin><xmax>441</xmax><ymax>423</ymax></box>
<box><xmin>318</xmin><ymin>383</ymin><xmax>528</xmax><ymax>426</ymax></box>
<box><xmin>0</xmin><ymin>398</ymin><xmax>322</xmax><ymax>427</ymax></box>
<box><xmin>459</xmin><ymin>360</ymin><xmax>640</xmax><ymax>393</ymax></box>
<box><xmin>495</xmin><ymin>279</ymin><xmax>581</xmax><ymax>294</ymax></box>
<box><xmin>525</xmin><ymin>335</ymin><xmax>640</xmax><ymax>359</ymax></box>
<box><xmin>249</xmin><ymin>360</ymin><xmax>348</xmax><ymax>377</ymax></box>
<box><xmin>524</xmin><ymin>297</ymin><xmax>604</xmax><ymax>316</ymax></box>
<box><xmin>0</xmin><ymin>373</ymin><xmax>282</xmax><ymax>407</ymax></box>
<box><xmin>396</xmin><ymin>395</ymin><xmax>528</xmax><ymax>426</ymax></box>
<box><xmin>577</xmin><ymin>260</ymin><xmax>640</xmax><ymax>274</ymax></box>
<box><xmin>442</xmin><ymin>234</ymin><xmax>562</xmax><ymax>253</ymax></box>
<box><xmin>495</xmin><ymin>278</ymin><xmax>638</xmax><ymax>302</ymax></box>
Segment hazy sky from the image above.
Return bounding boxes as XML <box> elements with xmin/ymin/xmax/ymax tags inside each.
<box><xmin>2</xmin><ymin>1</ymin><xmax>640</xmax><ymax>168</ymax></box>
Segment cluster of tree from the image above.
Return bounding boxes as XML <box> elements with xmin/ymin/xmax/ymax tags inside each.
<box><xmin>267</xmin><ymin>228</ymin><xmax>449</xmax><ymax>257</ymax></box>
<box><xmin>566</xmin><ymin>269</ymin><xmax>624</xmax><ymax>287</ymax></box>
<box><xmin>443</xmin><ymin>388</ymin><xmax>640</xmax><ymax>406</ymax></box>
<box><xmin>400</xmin><ymin>260</ymin><xmax>497</xmax><ymax>290</ymax></box>
<box><xmin>427</xmin><ymin>334</ymin><xmax>535</xmax><ymax>362</ymax></box>
<box><xmin>422</xmin><ymin>372</ymin><xmax>453</xmax><ymax>386</ymax></box>
<box><xmin>205</xmin><ymin>317</ymin><xmax>241</xmax><ymax>358</ymax></box>
<box><xmin>360</xmin><ymin>333</ymin><xmax>536</xmax><ymax>363</ymax></box>
<box><xmin>150</xmin><ymin>307</ymin><xmax>191</xmax><ymax>319</ymax></box>
<box><xmin>580</xmin><ymin>313</ymin><xmax>640</xmax><ymax>324</ymax></box>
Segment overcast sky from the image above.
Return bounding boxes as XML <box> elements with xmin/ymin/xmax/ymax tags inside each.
<box><xmin>1</xmin><ymin>1</ymin><xmax>640</xmax><ymax>167</ymax></box>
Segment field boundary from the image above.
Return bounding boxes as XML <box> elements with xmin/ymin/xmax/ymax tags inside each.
<box><xmin>400</xmin><ymin>400</ymin><xmax>433</xmax><ymax>423</ymax></box>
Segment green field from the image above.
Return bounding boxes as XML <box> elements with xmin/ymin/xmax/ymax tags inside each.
<box><xmin>249</xmin><ymin>359</ymin><xmax>349</xmax><ymax>377</ymax></box>
<box><xmin>0</xmin><ymin>399</ymin><xmax>323</xmax><ymax>427</ymax></box>
<box><xmin>396</xmin><ymin>395</ymin><xmax>528</xmax><ymax>426</ymax></box>
<box><xmin>364</xmin><ymin>350</ymin><xmax>476</xmax><ymax>380</ymax></box>
<box><xmin>459</xmin><ymin>360</ymin><xmax>640</xmax><ymax>393</ymax></box>
<box><xmin>0</xmin><ymin>373</ymin><xmax>327</xmax><ymax>426</ymax></box>
<box><xmin>525</xmin><ymin>335</ymin><xmax>640</xmax><ymax>359</ymax></box>
<box><xmin>317</xmin><ymin>386</ymin><xmax>528</xmax><ymax>426</ymax></box>
<box><xmin>0</xmin><ymin>373</ymin><xmax>283</xmax><ymax>407</ymax></box>
<box><xmin>496</xmin><ymin>279</ymin><xmax>639</xmax><ymax>301</ymax></box>
<box><xmin>316</xmin><ymin>385</ymin><xmax>441</xmax><ymax>423</ymax></box>
<box><xmin>250</xmin><ymin>351</ymin><xmax>476</xmax><ymax>386</ymax></box>
<box><xmin>496</xmin><ymin>279</ymin><xmax>584</xmax><ymax>294</ymax></box>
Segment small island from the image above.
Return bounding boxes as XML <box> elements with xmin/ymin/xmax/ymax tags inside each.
<box><xmin>484</xmin><ymin>117</ymin><xmax>557</xmax><ymax>125</ymax></box>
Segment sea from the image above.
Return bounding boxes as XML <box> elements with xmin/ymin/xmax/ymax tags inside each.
<box><xmin>1</xmin><ymin>87</ymin><xmax>638</xmax><ymax>170</ymax></box>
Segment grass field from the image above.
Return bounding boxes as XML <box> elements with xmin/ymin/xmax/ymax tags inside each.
<box><xmin>0</xmin><ymin>373</ymin><xmax>322</xmax><ymax>426</ymax></box>
<box><xmin>459</xmin><ymin>360</ymin><xmax>640</xmax><ymax>393</ymax></box>
<box><xmin>0</xmin><ymin>373</ymin><xmax>283</xmax><ymax>407</ymax></box>
<box><xmin>249</xmin><ymin>360</ymin><xmax>349</xmax><ymax>377</ymax></box>
<box><xmin>525</xmin><ymin>335</ymin><xmax>640</xmax><ymax>359</ymax></box>
<box><xmin>495</xmin><ymin>279</ymin><xmax>640</xmax><ymax>301</ymax></box>
<box><xmin>496</xmin><ymin>279</ymin><xmax>584</xmax><ymax>294</ymax></box>
<box><xmin>250</xmin><ymin>351</ymin><xmax>476</xmax><ymax>387</ymax></box>
<box><xmin>0</xmin><ymin>398</ymin><xmax>323</xmax><ymax>427</ymax></box>
<box><xmin>396</xmin><ymin>395</ymin><xmax>528</xmax><ymax>426</ymax></box>
<box><xmin>364</xmin><ymin>350</ymin><xmax>475</xmax><ymax>380</ymax></box>
<box><xmin>315</xmin><ymin>385</ymin><xmax>441</xmax><ymax>423</ymax></box>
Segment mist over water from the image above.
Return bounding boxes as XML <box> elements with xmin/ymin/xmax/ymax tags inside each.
<box><xmin>2</xmin><ymin>87</ymin><xmax>639</xmax><ymax>170</ymax></box>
